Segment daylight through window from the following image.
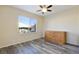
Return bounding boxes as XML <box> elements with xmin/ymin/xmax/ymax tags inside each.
<box><xmin>18</xmin><ymin>16</ymin><xmax>37</xmax><ymax>33</ymax></box>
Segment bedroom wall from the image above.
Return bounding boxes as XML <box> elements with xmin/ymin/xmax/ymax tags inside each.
<box><xmin>0</xmin><ymin>6</ymin><xmax>44</xmax><ymax>48</ymax></box>
<box><xmin>44</xmin><ymin>6</ymin><xmax>79</xmax><ymax>45</ymax></box>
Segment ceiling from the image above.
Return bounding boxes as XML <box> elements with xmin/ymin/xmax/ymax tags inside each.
<box><xmin>11</xmin><ymin>5</ymin><xmax>75</xmax><ymax>16</ymax></box>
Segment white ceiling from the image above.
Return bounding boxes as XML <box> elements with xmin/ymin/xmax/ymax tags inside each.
<box><xmin>11</xmin><ymin>5</ymin><xmax>75</xmax><ymax>16</ymax></box>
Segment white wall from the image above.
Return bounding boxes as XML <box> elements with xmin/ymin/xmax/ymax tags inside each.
<box><xmin>44</xmin><ymin>6</ymin><xmax>79</xmax><ymax>45</ymax></box>
<box><xmin>0</xmin><ymin>6</ymin><xmax>44</xmax><ymax>48</ymax></box>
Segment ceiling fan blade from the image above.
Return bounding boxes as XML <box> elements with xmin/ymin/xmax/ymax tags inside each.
<box><xmin>40</xmin><ymin>5</ymin><xmax>43</xmax><ymax>8</ymax></box>
<box><xmin>47</xmin><ymin>10</ymin><xmax>52</xmax><ymax>12</ymax></box>
<box><xmin>47</xmin><ymin>5</ymin><xmax>52</xmax><ymax>8</ymax></box>
<box><xmin>37</xmin><ymin>10</ymin><xmax>41</xmax><ymax>12</ymax></box>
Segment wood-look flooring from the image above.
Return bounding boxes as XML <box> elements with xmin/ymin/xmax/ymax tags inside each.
<box><xmin>0</xmin><ymin>39</ymin><xmax>79</xmax><ymax>54</ymax></box>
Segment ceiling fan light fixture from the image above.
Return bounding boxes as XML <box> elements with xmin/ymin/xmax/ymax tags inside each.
<box><xmin>42</xmin><ymin>7</ymin><xmax>47</xmax><ymax>12</ymax></box>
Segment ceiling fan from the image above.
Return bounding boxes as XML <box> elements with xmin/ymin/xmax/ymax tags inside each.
<box><xmin>37</xmin><ymin>5</ymin><xmax>52</xmax><ymax>14</ymax></box>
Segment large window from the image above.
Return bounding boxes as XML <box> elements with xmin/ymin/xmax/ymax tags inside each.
<box><xmin>18</xmin><ymin>16</ymin><xmax>37</xmax><ymax>33</ymax></box>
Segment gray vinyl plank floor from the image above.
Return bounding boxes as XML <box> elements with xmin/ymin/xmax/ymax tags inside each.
<box><xmin>0</xmin><ymin>39</ymin><xmax>79</xmax><ymax>54</ymax></box>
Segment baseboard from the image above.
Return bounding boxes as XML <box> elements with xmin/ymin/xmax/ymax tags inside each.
<box><xmin>0</xmin><ymin>37</ymin><xmax>43</xmax><ymax>49</ymax></box>
<box><xmin>66</xmin><ymin>43</ymin><xmax>79</xmax><ymax>47</ymax></box>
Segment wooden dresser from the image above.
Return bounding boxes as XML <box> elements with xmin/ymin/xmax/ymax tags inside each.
<box><xmin>45</xmin><ymin>31</ymin><xmax>66</xmax><ymax>45</ymax></box>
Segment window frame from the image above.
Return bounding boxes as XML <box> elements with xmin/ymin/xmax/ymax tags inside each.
<box><xmin>18</xmin><ymin>16</ymin><xmax>37</xmax><ymax>33</ymax></box>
